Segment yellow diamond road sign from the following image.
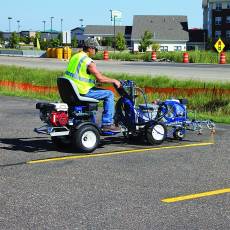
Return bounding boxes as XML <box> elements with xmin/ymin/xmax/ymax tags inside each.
<box><xmin>214</xmin><ymin>38</ymin><xmax>225</xmax><ymax>53</ymax></box>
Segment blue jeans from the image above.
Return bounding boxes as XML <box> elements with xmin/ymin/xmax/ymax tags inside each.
<box><xmin>84</xmin><ymin>88</ymin><xmax>114</xmax><ymax>125</ymax></box>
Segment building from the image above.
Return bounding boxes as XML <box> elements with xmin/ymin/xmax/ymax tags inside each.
<box><xmin>20</xmin><ymin>31</ymin><xmax>36</xmax><ymax>38</ymax></box>
<box><xmin>71</xmin><ymin>27</ymin><xmax>87</xmax><ymax>46</ymax></box>
<box><xmin>131</xmin><ymin>15</ymin><xmax>189</xmax><ymax>52</ymax></box>
<box><xmin>40</xmin><ymin>30</ymin><xmax>60</xmax><ymax>41</ymax></box>
<box><xmin>84</xmin><ymin>25</ymin><xmax>132</xmax><ymax>48</ymax></box>
<box><xmin>187</xmin><ymin>29</ymin><xmax>208</xmax><ymax>50</ymax></box>
<box><xmin>203</xmin><ymin>0</ymin><xmax>230</xmax><ymax>48</ymax></box>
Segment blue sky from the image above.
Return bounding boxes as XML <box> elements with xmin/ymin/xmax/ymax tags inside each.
<box><xmin>1</xmin><ymin>0</ymin><xmax>203</xmax><ymax>32</ymax></box>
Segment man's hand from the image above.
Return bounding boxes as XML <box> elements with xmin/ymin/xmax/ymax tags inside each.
<box><xmin>113</xmin><ymin>79</ymin><xmax>121</xmax><ymax>88</ymax></box>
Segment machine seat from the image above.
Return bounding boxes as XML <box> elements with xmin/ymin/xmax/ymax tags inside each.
<box><xmin>57</xmin><ymin>77</ymin><xmax>99</xmax><ymax>106</ymax></box>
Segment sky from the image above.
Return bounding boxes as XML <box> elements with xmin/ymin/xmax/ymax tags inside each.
<box><xmin>0</xmin><ymin>0</ymin><xmax>203</xmax><ymax>32</ymax></box>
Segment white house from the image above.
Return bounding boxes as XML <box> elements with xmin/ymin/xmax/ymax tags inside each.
<box><xmin>131</xmin><ymin>15</ymin><xmax>189</xmax><ymax>52</ymax></box>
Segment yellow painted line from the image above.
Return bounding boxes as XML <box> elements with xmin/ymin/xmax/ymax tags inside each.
<box><xmin>27</xmin><ymin>142</ymin><xmax>214</xmax><ymax>164</ymax></box>
<box><xmin>162</xmin><ymin>188</ymin><xmax>230</xmax><ymax>203</ymax></box>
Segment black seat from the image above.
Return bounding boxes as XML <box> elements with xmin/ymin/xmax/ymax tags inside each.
<box><xmin>57</xmin><ymin>77</ymin><xmax>99</xmax><ymax>106</ymax></box>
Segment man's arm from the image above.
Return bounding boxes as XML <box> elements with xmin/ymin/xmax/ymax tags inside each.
<box><xmin>87</xmin><ymin>62</ymin><xmax>121</xmax><ymax>88</ymax></box>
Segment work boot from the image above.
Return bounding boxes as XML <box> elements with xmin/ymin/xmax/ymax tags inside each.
<box><xmin>101</xmin><ymin>124</ymin><xmax>121</xmax><ymax>133</ymax></box>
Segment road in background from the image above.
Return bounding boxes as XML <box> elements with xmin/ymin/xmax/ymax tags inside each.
<box><xmin>0</xmin><ymin>56</ymin><xmax>230</xmax><ymax>82</ymax></box>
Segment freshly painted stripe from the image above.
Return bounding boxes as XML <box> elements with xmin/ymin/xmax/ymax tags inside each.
<box><xmin>27</xmin><ymin>142</ymin><xmax>214</xmax><ymax>164</ymax></box>
<box><xmin>162</xmin><ymin>188</ymin><xmax>230</xmax><ymax>203</ymax></box>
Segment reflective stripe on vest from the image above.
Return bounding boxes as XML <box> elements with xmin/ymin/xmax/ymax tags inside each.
<box><xmin>65</xmin><ymin>56</ymin><xmax>96</xmax><ymax>84</ymax></box>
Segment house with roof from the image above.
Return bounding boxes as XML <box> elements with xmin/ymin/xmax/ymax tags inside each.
<box><xmin>131</xmin><ymin>15</ymin><xmax>189</xmax><ymax>51</ymax></box>
<box><xmin>84</xmin><ymin>25</ymin><xmax>132</xmax><ymax>47</ymax></box>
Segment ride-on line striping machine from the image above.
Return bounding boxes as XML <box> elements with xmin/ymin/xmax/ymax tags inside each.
<box><xmin>34</xmin><ymin>78</ymin><xmax>215</xmax><ymax>153</ymax></box>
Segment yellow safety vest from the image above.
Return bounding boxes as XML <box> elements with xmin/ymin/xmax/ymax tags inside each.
<box><xmin>64</xmin><ymin>51</ymin><xmax>96</xmax><ymax>94</ymax></box>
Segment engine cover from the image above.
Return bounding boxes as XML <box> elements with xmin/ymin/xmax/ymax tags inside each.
<box><xmin>50</xmin><ymin>111</ymin><xmax>69</xmax><ymax>126</ymax></box>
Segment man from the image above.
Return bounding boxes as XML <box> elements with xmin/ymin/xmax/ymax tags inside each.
<box><xmin>65</xmin><ymin>38</ymin><xmax>121</xmax><ymax>132</ymax></box>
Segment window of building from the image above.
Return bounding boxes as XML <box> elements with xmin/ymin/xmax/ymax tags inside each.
<box><xmin>226</xmin><ymin>30</ymin><xmax>230</xmax><ymax>39</ymax></box>
<box><xmin>215</xmin><ymin>30</ymin><xmax>221</xmax><ymax>38</ymax></box>
<box><xmin>160</xmin><ymin>46</ymin><xmax>168</xmax><ymax>52</ymax></box>
<box><xmin>226</xmin><ymin>16</ymin><xmax>230</xmax><ymax>23</ymax></box>
<box><xmin>174</xmin><ymin>46</ymin><xmax>182</xmax><ymax>51</ymax></box>
<box><xmin>216</xmin><ymin>2</ymin><xmax>222</xmax><ymax>10</ymax></box>
<box><xmin>215</xmin><ymin>17</ymin><xmax>222</xmax><ymax>25</ymax></box>
<box><xmin>227</xmin><ymin>2</ymin><xmax>230</xmax><ymax>9</ymax></box>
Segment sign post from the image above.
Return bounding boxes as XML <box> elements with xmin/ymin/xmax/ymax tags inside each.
<box><xmin>110</xmin><ymin>10</ymin><xmax>122</xmax><ymax>53</ymax></box>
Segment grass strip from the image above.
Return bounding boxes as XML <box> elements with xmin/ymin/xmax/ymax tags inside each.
<box><xmin>0</xmin><ymin>65</ymin><xmax>229</xmax><ymax>124</ymax></box>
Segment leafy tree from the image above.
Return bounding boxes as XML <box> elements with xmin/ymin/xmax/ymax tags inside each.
<box><xmin>151</xmin><ymin>41</ymin><xmax>160</xmax><ymax>51</ymax></box>
<box><xmin>101</xmin><ymin>37</ymin><xmax>113</xmax><ymax>47</ymax></box>
<box><xmin>0</xmin><ymin>31</ymin><xmax>3</xmax><ymax>43</ymax></box>
<box><xmin>71</xmin><ymin>35</ymin><xmax>78</xmax><ymax>48</ymax></box>
<box><xmin>40</xmin><ymin>40</ymin><xmax>49</xmax><ymax>50</ymax></box>
<box><xmin>57</xmin><ymin>33</ymin><xmax>63</xmax><ymax>44</ymax></box>
<box><xmin>50</xmin><ymin>38</ymin><xmax>60</xmax><ymax>47</ymax></box>
<box><xmin>9</xmin><ymin>32</ymin><xmax>20</xmax><ymax>48</ymax></box>
<box><xmin>115</xmin><ymin>32</ymin><xmax>126</xmax><ymax>51</ymax></box>
<box><xmin>138</xmin><ymin>31</ymin><xmax>153</xmax><ymax>52</ymax></box>
<box><xmin>33</xmin><ymin>32</ymin><xmax>41</xmax><ymax>47</ymax></box>
<box><xmin>24</xmin><ymin>36</ymin><xmax>31</xmax><ymax>44</ymax></box>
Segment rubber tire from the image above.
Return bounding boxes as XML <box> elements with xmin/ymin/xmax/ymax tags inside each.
<box><xmin>146</xmin><ymin>123</ymin><xmax>167</xmax><ymax>145</ymax></box>
<box><xmin>51</xmin><ymin>136</ymin><xmax>71</xmax><ymax>149</ymax></box>
<box><xmin>173</xmin><ymin>129</ymin><xmax>185</xmax><ymax>140</ymax></box>
<box><xmin>72</xmin><ymin>125</ymin><xmax>100</xmax><ymax>153</ymax></box>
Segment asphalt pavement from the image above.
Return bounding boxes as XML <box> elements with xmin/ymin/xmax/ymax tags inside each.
<box><xmin>0</xmin><ymin>56</ymin><xmax>230</xmax><ymax>82</ymax></box>
<box><xmin>0</xmin><ymin>96</ymin><xmax>229</xmax><ymax>229</ymax></box>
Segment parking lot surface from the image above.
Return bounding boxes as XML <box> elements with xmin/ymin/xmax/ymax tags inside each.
<box><xmin>0</xmin><ymin>96</ymin><xmax>229</xmax><ymax>229</ymax></box>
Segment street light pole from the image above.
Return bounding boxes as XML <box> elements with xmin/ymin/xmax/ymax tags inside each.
<box><xmin>42</xmin><ymin>20</ymin><xmax>46</xmax><ymax>32</ymax></box>
<box><xmin>17</xmin><ymin>20</ymin><xmax>20</xmax><ymax>32</ymax></box>
<box><xmin>8</xmin><ymin>17</ymin><xmax>12</xmax><ymax>32</ymax></box>
<box><xmin>79</xmin><ymin>18</ymin><xmax>83</xmax><ymax>27</ymax></box>
<box><xmin>61</xmin><ymin>18</ymin><xmax>63</xmax><ymax>32</ymax></box>
<box><xmin>50</xmin><ymin>16</ymin><xmax>54</xmax><ymax>39</ymax></box>
<box><xmin>113</xmin><ymin>15</ymin><xmax>117</xmax><ymax>53</ymax></box>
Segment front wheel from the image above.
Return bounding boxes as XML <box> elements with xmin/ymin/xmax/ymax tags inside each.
<box><xmin>72</xmin><ymin>125</ymin><xmax>100</xmax><ymax>153</ymax></box>
<box><xmin>146</xmin><ymin>123</ymin><xmax>167</xmax><ymax>145</ymax></box>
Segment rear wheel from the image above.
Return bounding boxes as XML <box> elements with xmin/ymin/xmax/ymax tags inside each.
<box><xmin>146</xmin><ymin>123</ymin><xmax>167</xmax><ymax>145</ymax></box>
<box><xmin>72</xmin><ymin>125</ymin><xmax>100</xmax><ymax>153</ymax></box>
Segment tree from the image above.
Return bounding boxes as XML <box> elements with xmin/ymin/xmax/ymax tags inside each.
<box><xmin>151</xmin><ymin>41</ymin><xmax>160</xmax><ymax>51</ymax></box>
<box><xmin>9</xmin><ymin>32</ymin><xmax>20</xmax><ymax>48</ymax></box>
<box><xmin>138</xmin><ymin>31</ymin><xmax>153</xmax><ymax>52</ymax></box>
<box><xmin>33</xmin><ymin>32</ymin><xmax>41</xmax><ymax>47</ymax></box>
<box><xmin>71</xmin><ymin>35</ymin><xmax>78</xmax><ymax>48</ymax></box>
<box><xmin>101</xmin><ymin>37</ymin><xmax>113</xmax><ymax>47</ymax></box>
<box><xmin>115</xmin><ymin>32</ymin><xmax>126</xmax><ymax>51</ymax></box>
<box><xmin>0</xmin><ymin>31</ymin><xmax>3</xmax><ymax>44</ymax></box>
<box><xmin>50</xmin><ymin>38</ymin><xmax>60</xmax><ymax>47</ymax></box>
